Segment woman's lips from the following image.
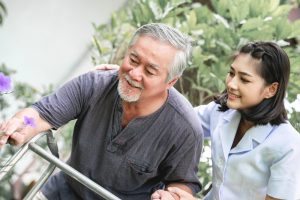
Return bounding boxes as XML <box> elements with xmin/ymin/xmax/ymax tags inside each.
<box><xmin>228</xmin><ymin>92</ymin><xmax>241</xmax><ymax>100</ymax></box>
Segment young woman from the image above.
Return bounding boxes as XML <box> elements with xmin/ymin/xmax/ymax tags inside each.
<box><xmin>151</xmin><ymin>42</ymin><xmax>300</xmax><ymax>200</ymax></box>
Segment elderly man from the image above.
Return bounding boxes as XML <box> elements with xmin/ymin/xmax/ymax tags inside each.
<box><xmin>0</xmin><ymin>23</ymin><xmax>203</xmax><ymax>200</ymax></box>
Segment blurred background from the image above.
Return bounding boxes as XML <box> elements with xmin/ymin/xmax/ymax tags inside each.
<box><xmin>0</xmin><ymin>0</ymin><xmax>127</xmax><ymax>90</ymax></box>
<box><xmin>0</xmin><ymin>0</ymin><xmax>300</xmax><ymax>199</ymax></box>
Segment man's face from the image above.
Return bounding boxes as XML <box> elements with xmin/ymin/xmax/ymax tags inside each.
<box><xmin>118</xmin><ymin>35</ymin><xmax>178</xmax><ymax>103</ymax></box>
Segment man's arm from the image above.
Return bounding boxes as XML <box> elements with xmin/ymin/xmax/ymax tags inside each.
<box><xmin>0</xmin><ymin>107</ymin><xmax>53</xmax><ymax>148</ymax></box>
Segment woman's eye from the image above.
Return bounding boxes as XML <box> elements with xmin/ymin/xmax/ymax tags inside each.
<box><xmin>228</xmin><ymin>71</ymin><xmax>234</xmax><ymax>76</ymax></box>
<box><xmin>241</xmin><ymin>78</ymin><xmax>250</xmax><ymax>83</ymax></box>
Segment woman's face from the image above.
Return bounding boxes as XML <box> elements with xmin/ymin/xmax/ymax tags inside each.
<box><xmin>226</xmin><ymin>53</ymin><xmax>274</xmax><ymax>110</ymax></box>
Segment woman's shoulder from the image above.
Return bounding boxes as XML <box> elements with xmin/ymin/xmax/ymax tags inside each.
<box><xmin>274</xmin><ymin>122</ymin><xmax>300</xmax><ymax>139</ymax></box>
<box><xmin>269</xmin><ymin>122</ymin><xmax>300</xmax><ymax>150</ymax></box>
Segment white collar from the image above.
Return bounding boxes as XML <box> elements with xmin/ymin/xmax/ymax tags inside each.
<box><xmin>220</xmin><ymin>109</ymin><xmax>274</xmax><ymax>156</ymax></box>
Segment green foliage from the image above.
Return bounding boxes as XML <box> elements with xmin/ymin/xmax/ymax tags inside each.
<box><xmin>92</xmin><ymin>0</ymin><xmax>300</xmax><ymax>105</ymax></box>
<box><xmin>290</xmin><ymin>109</ymin><xmax>300</xmax><ymax>131</ymax></box>
<box><xmin>92</xmin><ymin>0</ymin><xmax>300</xmax><ymax>196</ymax></box>
<box><xmin>0</xmin><ymin>63</ymin><xmax>55</xmax><ymax>198</ymax></box>
<box><xmin>0</xmin><ymin>146</ymin><xmax>16</xmax><ymax>200</ymax></box>
<box><xmin>0</xmin><ymin>0</ymin><xmax>6</xmax><ymax>25</ymax></box>
<box><xmin>0</xmin><ymin>64</ymin><xmax>54</xmax><ymax>119</ymax></box>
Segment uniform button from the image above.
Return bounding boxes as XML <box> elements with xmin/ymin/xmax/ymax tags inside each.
<box><xmin>106</xmin><ymin>144</ymin><xmax>118</xmax><ymax>152</ymax></box>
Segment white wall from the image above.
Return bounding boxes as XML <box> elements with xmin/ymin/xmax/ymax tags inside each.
<box><xmin>0</xmin><ymin>0</ymin><xmax>126</xmax><ymax>90</ymax></box>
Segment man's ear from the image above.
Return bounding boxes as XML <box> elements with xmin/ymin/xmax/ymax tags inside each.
<box><xmin>265</xmin><ymin>82</ymin><xmax>279</xmax><ymax>99</ymax></box>
<box><xmin>167</xmin><ymin>76</ymin><xmax>179</xmax><ymax>89</ymax></box>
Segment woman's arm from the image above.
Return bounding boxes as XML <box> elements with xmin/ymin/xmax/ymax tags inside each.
<box><xmin>265</xmin><ymin>195</ymin><xmax>282</xmax><ymax>200</ymax></box>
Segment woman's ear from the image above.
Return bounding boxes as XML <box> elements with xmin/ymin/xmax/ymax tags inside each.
<box><xmin>265</xmin><ymin>82</ymin><xmax>279</xmax><ymax>99</ymax></box>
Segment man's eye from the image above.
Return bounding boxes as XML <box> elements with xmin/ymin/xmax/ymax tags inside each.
<box><xmin>130</xmin><ymin>58</ymin><xmax>138</xmax><ymax>64</ymax></box>
<box><xmin>146</xmin><ymin>70</ymin><xmax>155</xmax><ymax>75</ymax></box>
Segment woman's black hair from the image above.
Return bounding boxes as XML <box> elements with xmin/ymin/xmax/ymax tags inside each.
<box><xmin>214</xmin><ymin>41</ymin><xmax>290</xmax><ymax>125</ymax></box>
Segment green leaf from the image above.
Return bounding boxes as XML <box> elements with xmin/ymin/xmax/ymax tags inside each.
<box><xmin>161</xmin><ymin>2</ymin><xmax>178</xmax><ymax>19</ymax></box>
<box><xmin>271</xmin><ymin>5</ymin><xmax>293</xmax><ymax>17</ymax></box>
<box><xmin>158</xmin><ymin>0</ymin><xmax>167</xmax><ymax>9</ymax></box>
<box><xmin>186</xmin><ymin>10</ymin><xmax>197</xmax><ymax>28</ymax></box>
<box><xmin>215</xmin><ymin>40</ymin><xmax>232</xmax><ymax>53</ymax></box>
<box><xmin>93</xmin><ymin>36</ymin><xmax>102</xmax><ymax>55</ymax></box>
<box><xmin>249</xmin><ymin>0</ymin><xmax>274</xmax><ymax>17</ymax></box>
<box><xmin>111</xmin><ymin>13</ymin><xmax>117</xmax><ymax>28</ymax></box>
<box><xmin>228</xmin><ymin>0</ymin><xmax>249</xmax><ymax>22</ymax></box>
<box><xmin>289</xmin><ymin>19</ymin><xmax>300</xmax><ymax>38</ymax></box>
<box><xmin>139</xmin><ymin>2</ymin><xmax>154</xmax><ymax>22</ymax></box>
<box><xmin>211</xmin><ymin>0</ymin><xmax>230</xmax><ymax>17</ymax></box>
<box><xmin>240</xmin><ymin>18</ymin><xmax>264</xmax><ymax>31</ymax></box>
<box><xmin>149</xmin><ymin>0</ymin><xmax>163</xmax><ymax>20</ymax></box>
<box><xmin>274</xmin><ymin>19</ymin><xmax>293</xmax><ymax>39</ymax></box>
<box><xmin>267</xmin><ymin>0</ymin><xmax>280</xmax><ymax>13</ymax></box>
<box><xmin>194</xmin><ymin>5</ymin><xmax>213</xmax><ymax>24</ymax></box>
<box><xmin>170</xmin><ymin>0</ymin><xmax>191</xmax><ymax>6</ymax></box>
<box><xmin>0</xmin><ymin>0</ymin><xmax>6</xmax><ymax>25</ymax></box>
<box><xmin>162</xmin><ymin>6</ymin><xmax>190</xmax><ymax>20</ymax></box>
<box><xmin>213</xmin><ymin>14</ymin><xmax>229</xmax><ymax>28</ymax></box>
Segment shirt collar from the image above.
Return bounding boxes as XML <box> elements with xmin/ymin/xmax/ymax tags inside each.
<box><xmin>248</xmin><ymin>123</ymin><xmax>274</xmax><ymax>144</ymax></box>
<box><xmin>222</xmin><ymin>109</ymin><xmax>274</xmax><ymax>154</ymax></box>
<box><xmin>220</xmin><ymin>109</ymin><xmax>241</xmax><ymax>157</ymax></box>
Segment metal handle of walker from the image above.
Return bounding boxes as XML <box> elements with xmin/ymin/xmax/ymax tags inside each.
<box><xmin>0</xmin><ymin>131</ymin><xmax>121</xmax><ymax>200</ymax></box>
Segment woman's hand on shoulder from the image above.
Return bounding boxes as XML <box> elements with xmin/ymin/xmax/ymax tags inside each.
<box><xmin>265</xmin><ymin>195</ymin><xmax>281</xmax><ymax>200</ymax></box>
<box><xmin>92</xmin><ymin>64</ymin><xmax>120</xmax><ymax>71</ymax></box>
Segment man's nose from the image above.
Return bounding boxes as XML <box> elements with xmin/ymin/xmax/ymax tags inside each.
<box><xmin>129</xmin><ymin>66</ymin><xmax>143</xmax><ymax>82</ymax></box>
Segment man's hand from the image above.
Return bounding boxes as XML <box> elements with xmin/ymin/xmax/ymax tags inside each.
<box><xmin>166</xmin><ymin>183</ymin><xmax>194</xmax><ymax>200</ymax></box>
<box><xmin>151</xmin><ymin>188</ymin><xmax>199</xmax><ymax>200</ymax></box>
<box><xmin>151</xmin><ymin>189</ymin><xmax>176</xmax><ymax>200</ymax></box>
<box><xmin>92</xmin><ymin>64</ymin><xmax>120</xmax><ymax>71</ymax></box>
<box><xmin>0</xmin><ymin>108</ymin><xmax>52</xmax><ymax>148</ymax></box>
<box><xmin>167</xmin><ymin>187</ymin><xmax>199</xmax><ymax>200</ymax></box>
<box><xmin>0</xmin><ymin>117</ymin><xmax>29</xmax><ymax>147</ymax></box>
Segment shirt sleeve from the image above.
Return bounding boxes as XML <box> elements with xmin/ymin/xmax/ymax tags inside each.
<box><xmin>32</xmin><ymin>72</ymin><xmax>93</xmax><ymax>129</ymax></box>
<box><xmin>267</xmin><ymin>128</ymin><xmax>300</xmax><ymax>199</ymax></box>
<box><xmin>160</xmin><ymin>127</ymin><xmax>203</xmax><ymax>194</ymax></box>
<box><xmin>194</xmin><ymin>101</ymin><xmax>218</xmax><ymax>138</ymax></box>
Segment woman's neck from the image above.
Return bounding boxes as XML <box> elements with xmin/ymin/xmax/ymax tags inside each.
<box><xmin>231</xmin><ymin>118</ymin><xmax>254</xmax><ymax>149</ymax></box>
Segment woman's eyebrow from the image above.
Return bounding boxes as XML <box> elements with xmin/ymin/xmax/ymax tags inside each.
<box><xmin>230</xmin><ymin>66</ymin><xmax>253</xmax><ymax>77</ymax></box>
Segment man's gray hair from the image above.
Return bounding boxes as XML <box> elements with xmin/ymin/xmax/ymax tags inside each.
<box><xmin>129</xmin><ymin>23</ymin><xmax>192</xmax><ymax>81</ymax></box>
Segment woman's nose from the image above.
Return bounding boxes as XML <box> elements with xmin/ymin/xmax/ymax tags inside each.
<box><xmin>227</xmin><ymin>76</ymin><xmax>238</xmax><ymax>90</ymax></box>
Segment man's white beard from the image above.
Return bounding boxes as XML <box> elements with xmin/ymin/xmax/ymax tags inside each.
<box><xmin>118</xmin><ymin>74</ymin><xmax>143</xmax><ymax>102</ymax></box>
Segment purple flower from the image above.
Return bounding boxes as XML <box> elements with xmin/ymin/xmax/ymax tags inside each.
<box><xmin>23</xmin><ymin>116</ymin><xmax>36</xmax><ymax>128</ymax></box>
<box><xmin>0</xmin><ymin>72</ymin><xmax>13</xmax><ymax>94</ymax></box>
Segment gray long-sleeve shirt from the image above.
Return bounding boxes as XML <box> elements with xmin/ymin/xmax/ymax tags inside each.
<box><xmin>33</xmin><ymin>70</ymin><xmax>203</xmax><ymax>200</ymax></box>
